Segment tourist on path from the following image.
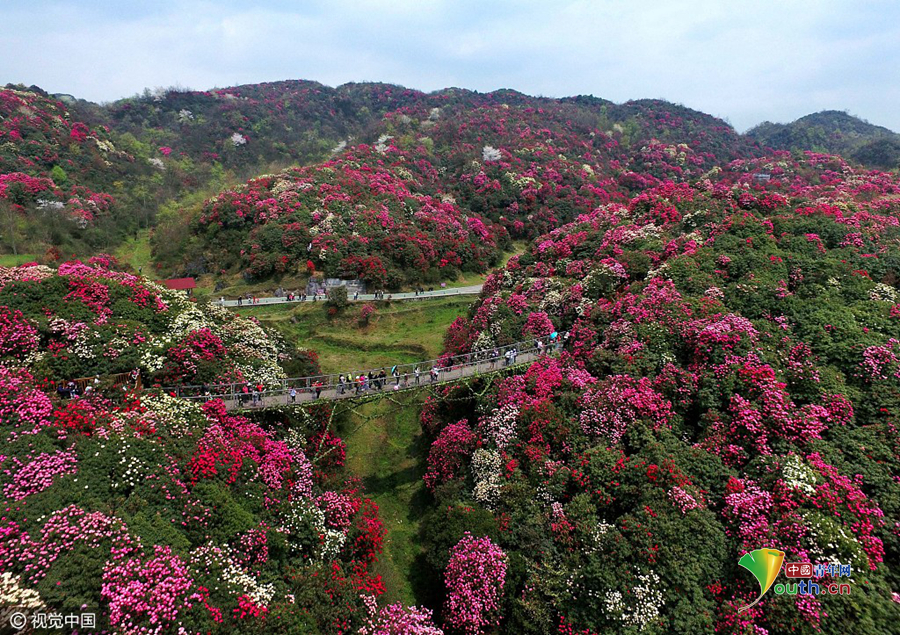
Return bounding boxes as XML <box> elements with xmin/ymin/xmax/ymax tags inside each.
<box><xmin>289</xmin><ymin>387</ymin><xmax>297</xmax><ymax>403</ymax></box>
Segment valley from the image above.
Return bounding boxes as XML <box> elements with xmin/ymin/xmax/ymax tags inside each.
<box><xmin>1</xmin><ymin>76</ymin><xmax>899</xmax><ymax>635</ymax></box>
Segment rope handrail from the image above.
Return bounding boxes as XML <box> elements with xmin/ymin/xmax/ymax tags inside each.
<box><xmin>166</xmin><ymin>332</ymin><xmax>568</xmax><ymax>407</ymax></box>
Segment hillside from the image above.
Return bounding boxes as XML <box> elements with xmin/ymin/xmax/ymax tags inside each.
<box><xmin>5</xmin><ymin>80</ymin><xmax>900</xmax><ymax>286</ymax></box>
<box><xmin>418</xmin><ymin>153</ymin><xmax>900</xmax><ymax>633</ymax></box>
<box><xmin>150</xmin><ymin>86</ymin><xmax>765</xmax><ymax>284</ymax></box>
<box><xmin>0</xmin><ymin>258</ymin><xmax>447</xmax><ymax>633</ymax></box>
<box><xmin>748</xmin><ymin>110</ymin><xmax>900</xmax><ymax>170</ymax></box>
<box><xmin>0</xmin><ymin>86</ymin><xmax>147</xmax><ymax>257</ymax></box>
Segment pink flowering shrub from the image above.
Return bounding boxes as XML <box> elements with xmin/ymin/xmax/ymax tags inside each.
<box><xmin>359</xmin><ymin>598</ymin><xmax>444</xmax><ymax>635</ymax></box>
<box><xmin>444</xmin><ymin>533</ymin><xmax>507</xmax><ymax>634</ymax></box>
<box><xmin>578</xmin><ymin>375</ymin><xmax>673</xmax><ymax>443</ymax></box>
<box><xmin>424</xmin><ymin>421</ymin><xmax>478</xmax><ymax>490</ymax></box>
<box><xmin>522</xmin><ymin>311</ymin><xmax>555</xmax><ymax>338</ymax></box>
<box><xmin>102</xmin><ymin>545</ymin><xmax>201</xmax><ymax>633</ymax></box>
<box><xmin>2</xmin><ymin>447</ymin><xmax>77</xmax><ymax>501</ymax></box>
<box><xmin>0</xmin><ymin>307</ymin><xmax>39</xmax><ymax>360</ymax></box>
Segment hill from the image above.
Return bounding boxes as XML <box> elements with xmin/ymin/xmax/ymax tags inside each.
<box><xmin>148</xmin><ymin>85</ymin><xmax>764</xmax><ymax>284</ymax></box>
<box><xmin>0</xmin><ymin>258</ymin><xmax>448</xmax><ymax>632</ymax></box>
<box><xmin>748</xmin><ymin>110</ymin><xmax>900</xmax><ymax>170</ymax></box>
<box><xmin>417</xmin><ymin>153</ymin><xmax>900</xmax><ymax>633</ymax></box>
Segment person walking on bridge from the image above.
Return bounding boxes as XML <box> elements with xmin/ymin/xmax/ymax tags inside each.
<box><xmin>289</xmin><ymin>387</ymin><xmax>297</xmax><ymax>403</ymax></box>
<box><xmin>414</xmin><ymin>366</ymin><xmax>421</xmax><ymax>385</ymax></box>
<box><xmin>338</xmin><ymin>375</ymin><xmax>346</xmax><ymax>395</ymax></box>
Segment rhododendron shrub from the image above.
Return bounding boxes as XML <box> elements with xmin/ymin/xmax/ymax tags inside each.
<box><xmin>444</xmin><ymin>533</ymin><xmax>507</xmax><ymax>634</ymax></box>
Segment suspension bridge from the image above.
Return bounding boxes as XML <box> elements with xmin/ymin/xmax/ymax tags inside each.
<box><xmin>167</xmin><ymin>333</ymin><xmax>567</xmax><ymax>411</ymax></box>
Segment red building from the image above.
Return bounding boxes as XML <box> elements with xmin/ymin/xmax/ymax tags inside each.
<box><xmin>162</xmin><ymin>278</ymin><xmax>197</xmax><ymax>296</ymax></box>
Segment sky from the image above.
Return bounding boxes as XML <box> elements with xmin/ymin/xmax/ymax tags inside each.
<box><xmin>3</xmin><ymin>0</ymin><xmax>899</xmax><ymax>132</ymax></box>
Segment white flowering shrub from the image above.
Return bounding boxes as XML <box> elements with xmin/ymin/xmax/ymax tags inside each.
<box><xmin>482</xmin><ymin>146</ymin><xmax>502</xmax><ymax>162</ymax></box>
<box><xmin>471</xmin><ymin>448</ymin><xmax>503</xmax><ymax>508</ymax></box>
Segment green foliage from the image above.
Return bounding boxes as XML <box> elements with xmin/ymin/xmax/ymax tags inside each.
<box><xmin>324</xmin><ymin>285</ymin><xmax>349</xmax><ymax>316</ymax></box>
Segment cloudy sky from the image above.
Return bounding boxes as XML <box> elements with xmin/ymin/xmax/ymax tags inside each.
<box><xmin>3</xmin><ymin>0</ymin><xmax>899</xmax><ymax>132</ymax></box>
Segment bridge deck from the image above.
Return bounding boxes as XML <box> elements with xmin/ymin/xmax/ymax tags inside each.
<box><xmin>172</xmin><ymin>335</ymin><xmax>565</xmax><ymax>411</ymax></box>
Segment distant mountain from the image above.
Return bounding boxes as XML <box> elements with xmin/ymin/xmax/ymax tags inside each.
<box><xmin>5</xmin><ymin>78</ymin><xmax>899</xmax><ymax>277</ymax></box>
<box><xmin>748</xmin><ymin>110</ymin><xmax>900</xmax><ymax>169</ymax></box>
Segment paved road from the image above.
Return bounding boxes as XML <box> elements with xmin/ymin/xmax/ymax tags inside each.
<box><xmin>217</xmin><ymin>285</ymin><xmax>483</xmax><ymax>308</ymax></box>
<box><xmin>181</xmin><ymin>348</ymin><xmax>552</xmax><ymax>411</ymax></box>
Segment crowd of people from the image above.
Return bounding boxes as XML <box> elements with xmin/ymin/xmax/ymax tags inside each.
<box><xmin>55</xmin><ymin>369</ymin><xmax>142</xmax><ymax>400</ymax></box>
<box><xmin>224</xmin><ymin>289</ymin><xmax>326</xmax><ymax>306</ymax></box>
<box><xmin>69</xmin><ymin>334</ymin><xmax>568</xmax><ymax>409</ymax></box>
<box><xmin>218</xmin><ymin>284</ymin><xmax>474</xmax><ymax>307</ymax></box>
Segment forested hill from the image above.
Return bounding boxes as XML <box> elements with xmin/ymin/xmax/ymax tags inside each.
<box><xmin>748</xmin><ymin>110</ymin><xmax>900</xmax><ymax>170</ymax></box>
<box><xmin>1</xmin><ymin>80</ymin><xmax>897</xmax><ymax>278</ymax></box>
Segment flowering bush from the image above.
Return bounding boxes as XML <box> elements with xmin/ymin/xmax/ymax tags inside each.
<box><xmin>444</xmin><ymin>533</ymin><xmax>507</xmax><ymax>634</ymax></box>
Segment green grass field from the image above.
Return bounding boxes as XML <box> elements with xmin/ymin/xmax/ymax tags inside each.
<box><xmin>0</xmin><ymin>253</ymin><xmax>39</xmax><ymax>266</ymax></box>
<box><xmin>239</xmin><ymin>296</ymin><xmax>471</xmax><ymax>374</ymax></box>
<box><xmin>336</xmin><ymin>393</ymin><xmax>431</xmax><ymax>605</ymax></box>
<box><xmin>114</xmin><ymin>230</ymin><xmax>155</xmax><ymax>277</ymax></box>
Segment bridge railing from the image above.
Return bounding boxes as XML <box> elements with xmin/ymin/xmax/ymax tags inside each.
<box><xmin>166</xmin><ymin>333</ymin><xmax>567</xmax><ymax>405</ymax></box>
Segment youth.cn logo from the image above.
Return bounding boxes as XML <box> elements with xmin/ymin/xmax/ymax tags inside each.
<box><xmin>737</xmin><ymin>549</ymin><xmax>853</xmax><ymax>612</ymax></box>
<box><xmin>737</xmin><ymin>548</ymin><xmax>785</xmax><ymax>612</ymax></box>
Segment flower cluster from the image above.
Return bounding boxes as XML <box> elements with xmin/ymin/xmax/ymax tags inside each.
<box><xmin>444</xmin><ymin>533</ymin><xmax>507</xmax><ymax>634</ymax></box>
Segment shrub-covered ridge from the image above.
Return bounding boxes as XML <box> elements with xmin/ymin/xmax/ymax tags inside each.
<box><xmin>418</xmin><ymin>153</ymin><xmax>900</xmax><ymax>634</ymax></box>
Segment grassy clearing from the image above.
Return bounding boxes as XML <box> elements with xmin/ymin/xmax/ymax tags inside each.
<box><xmin>239</xmin><ymin>297</ymin><xmax>471</xmax><ymax>374</ymax></box>
<box><xmin>0</xmin><ymin>253</ymin><xmax>39</xmax><ymax>266</ymax></box>
<box><xmin>336</xmin><ymin>393</ymin><xmax>431</xmax><ymax>605</ymax></box>
<box><xmin>114</xmin><ymin>230</ymin><xmax>155</xmax><ymax>277</ymax></box>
